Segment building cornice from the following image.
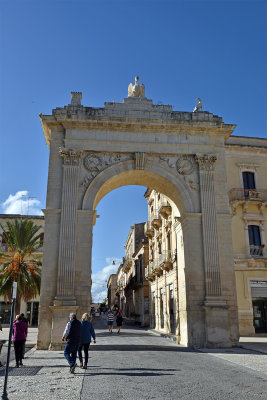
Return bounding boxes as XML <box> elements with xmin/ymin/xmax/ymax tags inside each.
<box><xmin>40</xmin><ymin>113</ymin><xmax>235</xmax><ymax>147</ymax></box>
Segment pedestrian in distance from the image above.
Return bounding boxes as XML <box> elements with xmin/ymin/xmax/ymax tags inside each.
<box><xmin>20</xmin><ymin>313</ymin><xmax>28</xmax><ymax>359</ymax></box>
<box><xmin>13</xmin><ymin>314</ymin><xmax>28</xmax><ymax>367</ymax></box>
<box><xmin>116</xmin><ymin>312</ymin><xmax>123</xmax><ymax>334</ymax></box>
<box><xmin>107</xmin><ymin>310</ymin><xmax>114</xmax><ymax>334</ymax></box>
<box><xmin>62</xmin><ymin>313</ymin><xmax>81</xmax><ymax>374</ymax></box>
<box><xmin>78</xmin><ymin>313</ymin><xmax>96</xmax><ymax>369</ymax></box>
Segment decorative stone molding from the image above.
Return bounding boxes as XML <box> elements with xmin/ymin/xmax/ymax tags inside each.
<box><xmin>82</xmin><ymin>152</ymin><xmax>133</xmax><ymax>188</ymax></box>
<box><xmin>59</xmin><ymin>147</ymin><xmax>83</xmax><ymax>166</ymax></box>
<box><xmin>176</xmin><ymin>156</ymin><xmax>195</xmax><ymax>175</ymax></box>
<box><xmin>195</xmin><ymin>154</ymin><xmax>217</xmax><ymax>171</ymax></box>
<box><xmin>183</xmin><ymin>176</ymin><xmax>199</xmax><ymax>191</ymax></box>
<box><xmin>84</xmin><ymin>154</ymin><xmax>104</xmax><ymax>171</ymax></box>
<box><xmin>159</xmin><ymin>156</ymin><xmax>176</xmax><ymax>169</ymax></box>
<box><xmin>81</xmin><ymin>172</ymin><xmax>99</xmax><ymax>188</ymax></box>
<box><xmin>135</xmin><ymin>152</ymin><xmax>146</xmax><ymax>170</ymax></box>
<box><xmin>159</xmin><ymin>155</ymin><xmax>199</xmax><ymax>191</ymax></box>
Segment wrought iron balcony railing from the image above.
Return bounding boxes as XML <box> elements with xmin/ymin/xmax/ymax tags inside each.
<box><xmin>250</xmin><ymin>245</ymin><xmax>265</xmax><ymax>257</ymax></box>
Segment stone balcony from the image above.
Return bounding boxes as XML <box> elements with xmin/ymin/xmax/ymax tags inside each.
<box><xmin>144</xmin><ymin>221</ymin><xmax>154</xmax><ymax>238</ymax></box>
<box><xmin>123</xmin><ymin>256</ymin><xmax>132</xmax><ymax>273</ymax></box>
<box><xmin>158</xmin><ymin>203</ymin><xmax>172</xmax><ymax>219</ymax></box>
<box><xmin>153</xmin><ymin>258</ymin><xmax>163</xmax><ymax>277</ymax></box>
<box><xmin>229</xmin><ymin>188</ymin><xmax>267</xmax><ymax>203</ymax></box>
<box><xmin>145</xmin><ymin>263</ymin><xmax>155</xmax><ymax>282</ymax></box>
<box><xmin>151</xmin><ymin>210</ymin><xmax>162</xmax><ymax>230</ymax></box>
<box><xmin>229</xmin><ymin>189</ymin><xmax>267</xmax><ymax>214</ymax></box>
<box><xmin>159</xmin><ymin>250</ymin><xmax>173</xmax><ymax>271</ymax></box>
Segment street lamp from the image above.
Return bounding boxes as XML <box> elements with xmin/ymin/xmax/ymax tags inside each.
<box><xmin>2</xmin><ymin>281</ymin><xmax>17</xmax><ymax>400</ymax></box>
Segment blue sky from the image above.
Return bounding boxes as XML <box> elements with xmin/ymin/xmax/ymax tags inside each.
<box><xmin>1</xmin><ymin>0</ymin><xmax>266</xmax><ymax>301</ymax></box>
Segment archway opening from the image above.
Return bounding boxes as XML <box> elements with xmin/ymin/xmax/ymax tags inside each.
<box><xmin>89</xmin><ymin>169</ymin><xmax>186</xmax><ymax>341</ymax></box>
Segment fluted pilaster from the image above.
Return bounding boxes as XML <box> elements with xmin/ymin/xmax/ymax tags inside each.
<box><xmin>56</xmin><ymin>148</ymin><xmax>83</xmax><ymax>301</ymax></box>
<box><xmin>195</xmin><ymin>154</ymin><xmax>221</xmax><ymax>297</ymax></box>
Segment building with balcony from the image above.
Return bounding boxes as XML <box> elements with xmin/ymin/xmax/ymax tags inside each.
<box><xmin>144</xmin><ymin>189</ymin><xmax>180</xmax><ymax>335</ymax></box>
<box><xmin>226</xmin><ymin>136</ymin><xmax>267</xmax><ymax>335</ymax></box>
<box><xmin>0</xmin><ymin>214</ymin><xmax>45</xmax><ymax>325</ymax></box>
<box><xmin>123</xmin><ymin>223</ymin><xmax>147</xmax><ymax>324</ymax></box>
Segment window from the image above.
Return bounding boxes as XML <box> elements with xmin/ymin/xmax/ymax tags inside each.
<box><xmin>248</xmin><ymin>225</ymin><xmax>263</xmax><ymax>256</ymax></box>
<box><xmin>248</xmin><ymin>225</ymin><xmax>261</xmax><ymax>246</ymax></box>
<box><xmin>242</xmin><ymin>171</ymin><xmax>255</xmax><ymax>190</ymax></box>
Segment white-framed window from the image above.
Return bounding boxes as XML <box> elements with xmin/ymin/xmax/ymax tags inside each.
<box><xmin>243</xmin><ymin>216</ymin><xmax>266</xmax><ymax>257</ymax></box>
<box><xmin>236</xmin><ymin>163</ymin><xmax>259</xmax><ymax>189</ymax></box>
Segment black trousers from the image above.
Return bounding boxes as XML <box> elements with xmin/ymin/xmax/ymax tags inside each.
<box><xmin>78</xmin><ymin>343</ymin><xmax>90</xmax><ymax>365</ymax></box>
<box><xmin>13</xmin><ymin>340</ymin><xmax>24</xmax><ymax>364</ymax></box>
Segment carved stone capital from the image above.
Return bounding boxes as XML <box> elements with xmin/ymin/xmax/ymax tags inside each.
<box><xmin>59</xmin><ymin>147</ymin><xmax>83</xmax><ymax>166</ymax></box>
<box><xmin>195</xmin><ymin>154</ymin><xmax>217</xmax><ymax>171</ymax></box>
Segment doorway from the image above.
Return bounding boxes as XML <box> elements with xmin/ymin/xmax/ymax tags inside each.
<box><xmin>252</xmin><ymin>299</ymin><xmax>267</xmax><ymax>333</ymax></box>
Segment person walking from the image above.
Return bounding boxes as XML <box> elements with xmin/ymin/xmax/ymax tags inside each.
<box><xmin>20</xmin><ymin>313</ymin><xmax>28</xmax><ymax>359</ymax></box>
<box><xmin>0</xmin><ymin>316</ymin><xmax>4</xmax><ymax>367</ymax></box>
<box><xmin>13</xmin><ymin>314</ymin><xmax>28</xmax><ymax>367</ymax></box>
<box><xmin>62</xmin><ymin>313</ymin><xmax>81</xmax><ymax>374</ymax></box>
<box><xmin>116</xmin><ymin>312</ymin><xmax>123</xmax><ymax>334</ymax></box>
<box><xmin>78</xmin><ymin>313</ymin><xmax>96</xmax><ymax>369</ymax></box>
<box><xmin>107</xmin><ymin>310</ymin><xmax>114</xmax><ymax>334</ymax></box>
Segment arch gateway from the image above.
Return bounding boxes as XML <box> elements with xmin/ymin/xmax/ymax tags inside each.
<box><xmin>37</xmin><ymin>81</ymin><xmax>239</xmax><ymax>349</ymax></box>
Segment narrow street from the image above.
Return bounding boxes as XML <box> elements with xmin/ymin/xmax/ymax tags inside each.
<box><xmin>80</xmin><ymin>315</ymin><xmax>267</xmax><ymax>400</ymax></box>
<box><xmin>0</xmin><ymin>316</ymin><xmax>267</xmax><ymax>399</ymax></box>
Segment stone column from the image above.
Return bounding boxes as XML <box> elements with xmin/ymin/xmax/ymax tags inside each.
<box><xmin>195</xmin><ymin>154</ymin><xmax>223</xmax><ymax>300</ymax></box>
<box><xmin>49</xmin><ymin>148</ymin><xmax>82</xmax><ymax>349</ymax></box>
<box><xmin>195</xmin><ymin>154</ymin><xmax>232</xmax><ymax>347</ymax></box>
<box><xmin>54</xmin><ymin>147</ymin><xmax>83</xmax><ymax>304</ymax></box>
<box><xmin>74</xmin><ymin>210</ymin><xmax>95</xmax><ymax>314</ymax></box>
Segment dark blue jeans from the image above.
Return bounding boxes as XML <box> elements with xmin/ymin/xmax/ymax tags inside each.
<box><xmin>78</xmin><ymin>343</ymin><xmax>90</xmax><ymax>366</ymax></box>
<box><xmin>64</xmin><ymin>343</ymin><xmax>79</xmax><ymax>367</ymax></box>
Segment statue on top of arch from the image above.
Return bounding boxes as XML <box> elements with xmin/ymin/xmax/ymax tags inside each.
<box><xmin>128</xmin><ymin>76</ymin><xmax>145</xmax><ymax>98</ymax></box>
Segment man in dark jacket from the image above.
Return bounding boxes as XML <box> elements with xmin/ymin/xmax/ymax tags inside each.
<box><xmin>62</xmin><ymin>313</ymin><xmax>81</xmax><ymax>373</ymax></box>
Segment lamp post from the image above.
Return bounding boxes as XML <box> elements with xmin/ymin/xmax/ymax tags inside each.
<box><xmin>1</xmin><ymin>281</ymin><xmax>17</xmax><ymax>400</ymax></box>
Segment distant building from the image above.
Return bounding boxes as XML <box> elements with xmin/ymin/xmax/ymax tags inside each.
<box><xmin>107</xmin><ymin>273</ymin><xmax>118</xmax><ymax>310</ymax></box>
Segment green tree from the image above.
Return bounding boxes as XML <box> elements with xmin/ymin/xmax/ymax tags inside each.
<box><xmin>0</xmin><ymin>219</ymin><xmax>43</xmax><ymax>315</ymax></box>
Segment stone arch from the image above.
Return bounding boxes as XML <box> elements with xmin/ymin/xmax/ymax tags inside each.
<box><xmin>37</xmin><ymin>91</ymin><xmax>239</xmax><ymax>350</ymax></box>
<box><xmin>82</xmin><ymin>159</ymin><xmax>197</xmax><ymax>214</ymax></box>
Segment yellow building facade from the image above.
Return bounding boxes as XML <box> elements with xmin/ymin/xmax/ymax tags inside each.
<box><xmin>226</xmin><ymin>136</ymin><xmax>267</xmax><ymax>335</ymax></box>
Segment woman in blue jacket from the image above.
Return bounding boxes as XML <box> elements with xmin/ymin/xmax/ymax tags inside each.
<box><xmin>78</xmin><ymin>313</ymin><xmax>96</xmax><ymax>369</ymax></box>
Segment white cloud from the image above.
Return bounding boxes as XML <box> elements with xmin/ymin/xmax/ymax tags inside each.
<box><xmin>92</xmin><ymin>258</ymin><xmax>120</xmax><ymax>303</ymax></box>
<box><xmin>1</xmin><ymin>191</ymin><xmax>43</xmax><ymax>215</ymax></box>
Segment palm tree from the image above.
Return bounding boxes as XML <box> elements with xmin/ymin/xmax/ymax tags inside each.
<box><xmin>0</xmin><ymin>218</ymin><xmax>43</xmax><ymax>315</ymax></box>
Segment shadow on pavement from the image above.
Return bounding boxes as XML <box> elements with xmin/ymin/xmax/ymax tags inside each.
<box><xmin>95</xmin><ymin>332</ymin><xmax>159</xmax><ymax>337</ymax></box>
<box><xmin>75</xmin><ymin>371</ymin><xmax>176</xmax><ymax>377</ymax></box>
<box><xmin>90</xmin><ymin>344</ymin><xmax>194</xmax><ymax>352</ymax></box>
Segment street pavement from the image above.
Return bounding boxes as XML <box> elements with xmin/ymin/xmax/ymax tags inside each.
<box><xmin>0</xmin><ymin>316</ymin><xmax>267</xmax><ymax>399</ymax></box>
